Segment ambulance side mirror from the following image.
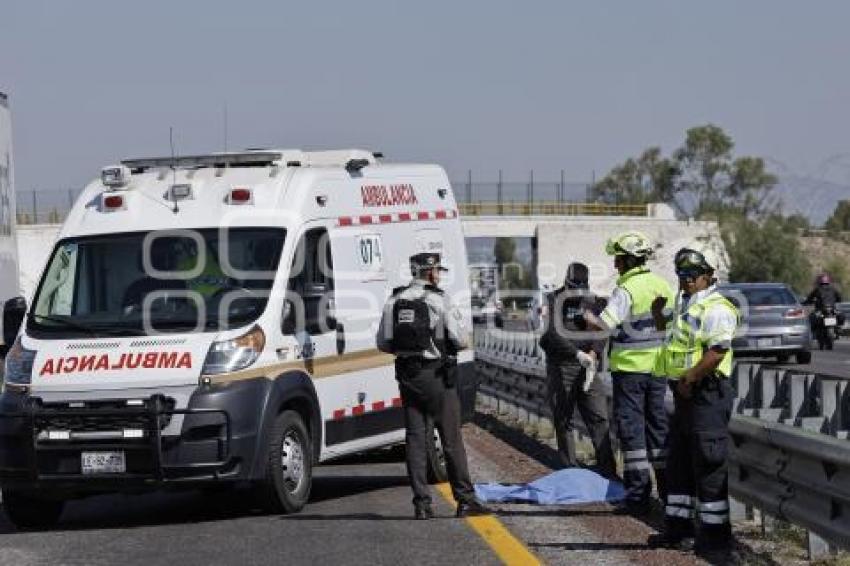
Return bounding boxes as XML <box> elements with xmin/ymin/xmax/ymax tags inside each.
<box><xmin>3</xmin><ymin>296</ymin><xmax>27</xmax><ymax>347</ymax></box>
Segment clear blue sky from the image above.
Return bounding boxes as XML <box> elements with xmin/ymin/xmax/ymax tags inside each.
<box><xmin>3</xmin><ymin>0</ymin><xmax>850</xmax><ymax>194</ymax></box>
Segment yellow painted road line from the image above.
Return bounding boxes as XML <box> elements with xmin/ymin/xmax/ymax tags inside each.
<box><xmin>435</xmin><ymin>482</ymin><xmax>542</xmax><ymax>566</ymax></box>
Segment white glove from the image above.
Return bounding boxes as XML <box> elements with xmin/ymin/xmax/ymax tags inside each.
<box><xmin>576</xmin><ymin>350</ymin><xmax>594</xmax><ymax>369</ymax></box>
<box><xmin>582</xmin><ymin>358</ymin><xmax>598</xmax><ymax>393</ymax></box>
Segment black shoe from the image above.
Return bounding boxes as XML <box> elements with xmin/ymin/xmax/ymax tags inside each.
<box><xmin>647</xmin><ymin>533</ymin><xmax>695</xmax><ymax>551</ymax></box>
<box><xmin>414</xmin><ymin>504</ymin><xmax>435</xmax><ymax>520</ymax></box>
<box><xmin>695</xmin><ymin>536</ymin><xmax>733</xmax><ymax>557</ymax></box>
<box><xmin>613</xmin><ymin>500</ymin><xmax>650</xmax><ymax>517</ymax></box>
<box><xmin>456</xmin><ymin>499</ymin><xmax>492</xmax><ymax>518</ymax></box>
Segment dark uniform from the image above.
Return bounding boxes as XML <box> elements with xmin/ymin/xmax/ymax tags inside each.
<box><xmin>652</xmin><ymin>248</ymin><xmax>740</xmax><ymax>553</ymax></box>
<box><xmin>539</xmin><ymin>263</ymin><xmax>616</xmax><ymax>476</ymax></box>
<box><xmin>376</xmin><ymin>253</ymin><xmax>489</xmax><ymax>519</ymax></box>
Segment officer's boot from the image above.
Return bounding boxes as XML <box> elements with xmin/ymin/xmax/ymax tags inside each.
<box><xmin>414</xmin><ymin>502</ymin><xmax>435</xmax><ymax>520</ymax></box>
<box><xmin>456</xmin><ymin>498</ymin><xmax>492</xmax><ymax>518</ymax></box>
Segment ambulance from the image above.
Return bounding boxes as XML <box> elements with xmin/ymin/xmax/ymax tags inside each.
<box><xmin>0</xmin><ymin>91</ymin><xmax>24</xmax><ymax>358</ymax></box>
<box><xmin>0</xmin><ymin>148</ymin><xmax>475</xmax><ymax>529</ymax></box>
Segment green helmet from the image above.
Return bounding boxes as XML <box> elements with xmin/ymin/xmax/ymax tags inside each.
<box><xmin>605</xmin><ymin>231</ymin><xmax>654</xmax><ymax>258</ymax></box>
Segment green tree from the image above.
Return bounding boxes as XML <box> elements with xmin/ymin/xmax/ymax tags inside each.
<box><xmin>784</xmin><ymin>213</ymin><xmax>811</xmax><ymax>232</ymax></box>
<box><xmin>674</xmin><ymin>124</ymin><xmax>734</xmax><ymax>214</ymax></box>
<box><xmin>493</xmin><ymin>237</ymin><xmax>522</xmax><ymax>292</ymax></box>
<box><xmin>493</xmin><ymin>237</ymin><xmax>516</xmax><ymax>265</ymax></box>
<box><xmin>724</xmin><ymin>156</ymin><xmax>778</xmax><ymax>217</ymax></box>
<box><xmin>824</xmin><ymin>200</ymin><xmax>850</xmax><ymax>233</ymax></box>
<box><xmin>724</xmin><ymin>214</ymin><xmax>812</xmax><ymax>293</ymax></box>
<box><xmin>591</xmin><ymin>147</ymin><xmax>680</xmax><ymax>207</ymax></box>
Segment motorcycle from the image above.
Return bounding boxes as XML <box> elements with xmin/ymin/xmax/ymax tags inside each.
<box><xmin>812</xmin><ymin>306</ymin><xmax>840</xmax><ymax>350</ymax></box>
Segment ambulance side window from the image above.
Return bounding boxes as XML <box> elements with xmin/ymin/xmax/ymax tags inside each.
<box><xmin>283</xmin><ymin>227</ymin><xmax>335</xmax><ymax>335</ymax></box>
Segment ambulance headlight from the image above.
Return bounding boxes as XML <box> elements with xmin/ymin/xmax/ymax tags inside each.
<box><xmin>202</xmin><ymin>325</ymin><xmax>265</xmax><ymax>375</ymax></box>
<box><xmin>3</xmin><ymin>337</ymin><xmax>36</xmax><ymax>388</ymax></box>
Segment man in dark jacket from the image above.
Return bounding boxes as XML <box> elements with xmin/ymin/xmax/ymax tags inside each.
<box><xmin>804</xmin><ymin>273</ymin><xmax>842</xmax><ymax>311</ymax></box>
<box><xmin>539</xmin><ymin>262</ymin><xmax>616</xmax><ymax>477</ymax></box>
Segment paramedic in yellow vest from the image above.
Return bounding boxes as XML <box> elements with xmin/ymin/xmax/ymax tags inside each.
<box><xmin>648</xmin><ymin>247</ymin><xmax>739</xmax><ymax>554</ymax></box>
<box><xmin>586</xmin><ymin>231</ymin><xmax>675</xmax><ymax>516</ymax></box>
<box><xmin>176</xmin><ymin>238</ymin><xmax>231</xmax><ymax>299</ymax></box>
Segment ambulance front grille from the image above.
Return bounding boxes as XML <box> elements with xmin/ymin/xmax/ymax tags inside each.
<box><xmin>33</xmin><ymin>398</ymin><xmax>175</xmax><ymax>436</ymax></box>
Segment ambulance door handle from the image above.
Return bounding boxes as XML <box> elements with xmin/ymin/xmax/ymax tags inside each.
<box><xmin>336</xmin><ymin>324</ymin><xmax>346</xmax><ymax>355</ymax></box>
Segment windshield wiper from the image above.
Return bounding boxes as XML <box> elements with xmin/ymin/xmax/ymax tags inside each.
<box><xmin>29</xmin><ymin>314</ymin><xmax>99</xmax><ymax>336</ymax></box>
<box><xmin>29</xmin><ymin>314</ymin><xmax>143</xmax><ymax>337</ymax></box>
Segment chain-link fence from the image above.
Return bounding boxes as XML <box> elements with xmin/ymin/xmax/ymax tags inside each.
<box><xmin>16</xmin><ymin>189</ymin><xmax>83</xmax><ymax>225</ymax></box>
<box><xmin>15</xmin><ymin>175</ymin><xmax>597</xmax><ymax>225</ymax></box>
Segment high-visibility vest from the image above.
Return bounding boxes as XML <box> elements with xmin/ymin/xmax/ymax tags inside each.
<box><xmin>608</xmin><ymin>267</ymin><xmax>674</xmax><ymax>374</ymax></box>
<box><xmin>178</xmin><ymin>246</ymin><xmax>229</xmax><ymax>299</ymax></box>
<box><xmin>656</xmin><ymin>290</ymin><xmax>739</xmax><ymax>379</ymax></box>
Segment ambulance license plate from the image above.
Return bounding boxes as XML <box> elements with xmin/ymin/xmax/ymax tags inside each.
<box><xmin>756</xmin><ymin>338</ymin><xmax>776</xmax><ymax>348</ymax></box>
<box><xmin>81</xmin><ymin>451</ymin><xmax>126</xmax><ymax>475</ymax></box>
<box><xmin>824</xmin><ymin>317</ymin><xmax>837</xmax><ymax>327</ymax></box>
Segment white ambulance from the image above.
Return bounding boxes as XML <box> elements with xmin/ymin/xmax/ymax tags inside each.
<box><xmin>0</xmin><ymin>149</ymin><xmax>475</xmax><ymax>529</ymax></box>
<box><xmin>0</xmin><ymin>91</ymin><xmax>24</xmax><ymax>357</ymax></box>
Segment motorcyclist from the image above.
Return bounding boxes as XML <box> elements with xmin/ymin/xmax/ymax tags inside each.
<box><xmin>804</xmin><ymin>273</ymin><xmax>842</xmax><ymax>311</ymax></box>
<box><xmin>804</xmin><ymin>273</ymin><xmax>844</xmax><ymax>348</ymax></box>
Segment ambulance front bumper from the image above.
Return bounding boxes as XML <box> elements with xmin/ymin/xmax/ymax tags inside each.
<box><xmin>0</xmin><ymin>390</ymin><xmax>251</xmax><ymax>491</ymax></box>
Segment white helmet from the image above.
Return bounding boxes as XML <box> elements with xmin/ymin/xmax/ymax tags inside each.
<box><xmin>605</xmin><ymin>231</ymin><xmax>654</xmax><ymax>258</ymax></box>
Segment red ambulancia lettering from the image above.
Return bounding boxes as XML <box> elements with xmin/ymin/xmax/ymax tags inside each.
<box><xmin>79</xmin><ymin>355</ymin><xmax>96</xmax><ymax>372</ymax></box>
<box><xmin>177</xmin><ymin>352</ymin><xmax>192</xmax><ymax>369</ymax></box>
<box><xmin>160</xmin><ymin>352</ymin><xmax>178</xmax><ymax>368</ymax></box>
<box><xmin>63</xmin><ymin>356</ymin><xmax>79</xmax><ymax>373</ymax></box>
<box><xmin>142</xmin><ymin>352</ymin><xmax>159</xmax><ymax>369</ymax></box>
<box><xmin>111</xmin><ymin>353</ymin><xmax>127</xmax><ymax>370</ymax></box>
<box><xmin>360</xmin><ymin>184</ymin><xmax>418</xmax><ymax>207</ymax></box>
<box><xmin>39</xmin><ymin>359</ymin><xmax>54</xmax><ymax>377</ymax></box>
<box><xmin>38</xmin><ymin>351</ymin><xmax>193</xmax><ymax>377</ymax></box>
<box><xmin>126</xmin><ymin>353</ymin><xmax>142</xmax><ymax>369</ymax></box>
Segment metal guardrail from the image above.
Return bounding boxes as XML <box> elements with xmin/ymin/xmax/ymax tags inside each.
<box><xmin>458</xmin><ymin>201</ymin><xmax>648</xmax><ymax>217</ymax></box>
<box><xmin>474</xmin><ymin>328</ymin><xmax>850</xmax><ymax>557</ymax></box>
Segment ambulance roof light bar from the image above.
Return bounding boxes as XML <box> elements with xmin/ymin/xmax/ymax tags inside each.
<box><xmin>122</xmin><ymin>151</ymin><xmax>284</xmax><ymax>172</ymax></box>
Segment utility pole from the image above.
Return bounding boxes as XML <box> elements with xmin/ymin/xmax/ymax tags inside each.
<box><xmin>497</xmin><ymin>169</ymin><xmax>503</xmax><ymax>214</ymax></box>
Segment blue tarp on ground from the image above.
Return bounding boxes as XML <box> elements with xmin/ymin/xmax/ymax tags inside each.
<box><xmin>474</xmin><ymin>468</ymin><xmax>626</xmax><ymax>505</ymax></box>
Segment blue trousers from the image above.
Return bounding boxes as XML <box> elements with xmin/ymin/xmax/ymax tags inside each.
<box><xmin>612</xmin><ymin>371</ymin><xmax>669</xmax><ymax>505</ymax></box>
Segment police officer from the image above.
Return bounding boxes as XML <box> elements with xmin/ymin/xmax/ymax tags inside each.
<box><xmin>586</xmin><ymin>231</ymin><xmax>675</xmax><ymax>515</ymax></box>
<box><xmin>376</xmin><ymin>252</ymin><xmax>491</xmax><ymax>520</ymax></box>
<box><xmin>649</xmin><ymin>247</ymin><xmax>739</xmax><ymax>554</ymax></box>
<box><xmin>539</xmin><ymin>262</ymin><xmax>616</xmax><ymax>477</ymax></box>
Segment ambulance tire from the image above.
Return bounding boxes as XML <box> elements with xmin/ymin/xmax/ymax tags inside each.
<box><xmin>258</xmin><ymin>410</ymin><xmax>313</xmax><ymax>514</ymax></box>
<box><xmin>426</xmin><ymin>424</ymin><xmax>448</xmax><ymax>484</ymax></box>
<box><xmin>2</xmin><ymin>489</ymin><xmax>65</xmax><ymax>530</ymax></box>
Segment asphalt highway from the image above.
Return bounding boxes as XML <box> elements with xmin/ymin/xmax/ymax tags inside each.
<box><xmin>0</xmin><ymin>457</ymin><xmax>498</xmax><ymax>566</ymax></box>
<box><xmin>741</xmin><ymin>340</ymin><xmax>850</xmax><ymax>377</ymax></box>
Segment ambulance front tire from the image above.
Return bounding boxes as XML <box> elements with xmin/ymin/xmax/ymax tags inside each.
<box><xmin>257</xmin><ymin>410</ymin><xmax>313</xmax><ymax>514</ymax></box>
<box><xmin>2</xmin><ymin>489</ymin><xmax>65</xmax><ymax>530</ymax></box>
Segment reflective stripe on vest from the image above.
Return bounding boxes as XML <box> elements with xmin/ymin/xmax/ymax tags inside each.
<box><xmin>609</xmin><ymin>267</ymin><xmax>674</xmax><ymax>374</ymax></box>
<box><xmin>656</xmin><ymin>291</ymin><xmax>739</xmax><ymax>379</ymax></box>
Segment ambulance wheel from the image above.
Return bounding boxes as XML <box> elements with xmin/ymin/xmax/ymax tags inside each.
<box><xmin>426</xmin><ymin>424</ymin><xmax>448</xmax><ymax>484</ymax></box>
<box><xmin>258</xmin><ymin>410</ymin><xmax>313</xmax><ymax>514</ymax></box>
<box><xmin>2</xmin><ymin>489</ymin><xmax>65</xmax><ymax>530</ymax></box>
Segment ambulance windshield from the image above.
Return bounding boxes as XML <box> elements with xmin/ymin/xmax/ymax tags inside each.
<box><xmin>29</xmin><ymin>228</ymin><xmax>285</xmax><ymax>337</ymax></box>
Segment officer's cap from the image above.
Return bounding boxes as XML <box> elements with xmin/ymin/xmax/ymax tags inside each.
<box><xmin>410</xmin><ymin>252</ymin><xmax>448</xmax><ymax>272</ymax></box>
